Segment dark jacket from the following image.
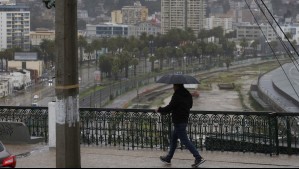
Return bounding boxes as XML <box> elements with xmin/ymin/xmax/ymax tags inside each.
<box><xmin>158</xmin><ymin>87</ymin><xmax>193</xmax><ymax>124</ymax></box>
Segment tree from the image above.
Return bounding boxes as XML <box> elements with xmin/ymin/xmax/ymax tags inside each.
<box><xmin>251</xmin><ymin>40</ymin><xmax>260</xmax><ymax>57</ymax></box>
<box><xmin>149</xmin><ymin>55</ymin><xmax>156</xmax><ymax>72</ymax></box>
<box><xmin>112</xmin><ymin>57</ymin><xmax>121</xmax><ymax>80</ymax></box>
<box><xmin>118</xmin><ymin>51</ymin><xmax>132</xmax><ymax>78</ymax></box>
<box><xmin>269</xmin><ymin>40</ymin><xmax>279</xmax><ymax>53</ymax></box>
<box><xmin>40</xmin><ymin>39</ymin><xmax>55</xmax><ymax>68</ymax></box>
<box><xmin>84</xmin><ymin>43</ymin><xmax>94</xmax><ymax>81</ymax></box>
<box><xmin>91</xmin><ymin>39</ymin><xmax>102</xmax><ymax>70</ymax></box>
<box><xmin>155</xmin><ymin>47</ymin><xmax>166</xmax><ymax>70</ymax></box>
<box><xmin>131</xmin><ymin>57</ymin><xmax>139</xmax><ymax>76</ymax></box>
<box><xmin>3</xmin><ymin>48</ymin><xmax>21</xmax><ymax>72</ymax></box>
<box><xmin>240</xmin><ymin>38</ymin><xmax>248</xmax><ymax>58</ymax></box>
<box><xmin>78</xmin><ymin>36</ymin><xmax>88</xmax><ymax>66</ymax></box>
<box><xmin>99</xmin><ymin>54</ymin><xmax>113</xmax><ymax>78</ymax></box>
<box><xmin>142</xmin><ymin>47</ymin><xmax>149</xmax><ymax>73</ymax></box>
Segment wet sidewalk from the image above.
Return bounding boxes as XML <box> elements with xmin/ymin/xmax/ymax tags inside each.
<box><xmin>7</xmin><ymin>143</ymin><xmax>299</xmax><ymax>168</ymax></box>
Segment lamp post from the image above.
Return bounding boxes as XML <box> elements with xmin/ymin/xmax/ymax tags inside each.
<box><xmin>184</xmin><ymin>56</ymin><xmax>187</xmax><ymax>74</ymax></box>
<box><xmin>148</xmin><ymin>40</ymin><xmax>154</xmax><ymax>73</ymax></box>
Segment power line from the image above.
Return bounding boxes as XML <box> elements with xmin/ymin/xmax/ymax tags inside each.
<box><xmin>244</xmin><ymin>0</ymin><xmax>299</xmax><ymax>100</ymax></box>
<box><xmin>254</xmin><ymin>0</ymin><xmax>299</xmax><ymax>72</ymax></box>
<box><xmin>260</xmin><ymin>0</ymin><xmax>299</xmax><ymax>61</ymax></box>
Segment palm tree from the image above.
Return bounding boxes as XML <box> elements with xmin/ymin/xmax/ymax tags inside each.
<box><xmin>112</xmin><ymin>56</ymin><xmax>121</xmax><ymax>81</ymax></box>
<box><xmin>131</xmin><ymin>57</ymin><xmax>139</xmax><ymax>76</ymax></box>
<box><xmin>149</xmin><ymin>55</ymin><xmax>156</xmax><ymax>72</ymax></box>
<box><xmin>99</xmin><ymin>54</ymin><xmax>113</xmax><ymax>79</ymax></box>
<box><xmin>155</xmin><ymin>47</ymin><xmax>166</xmax><ymax>70</ymax></box>
<box><xmin>84</xmin><ymin>43</ymin><xmax>94</xmax><ymax>81</ymax></box>
<box><xmin>240</xmin><ymin>38</ymin><xmax>248</xmax><ymax>58</ymax></box>
<box><xmin>91</xmin><ymin>39</ymin><xmax>102</xmax><ymax>70</ymax></box>
<box><xmin>40</xmin><ymin>39</ymin><xmax>55</xmax><ymax>69</ymax></box>
<box><xmin>251</xmin><ymin>40</ymin><xmax>259</xmax><ymax>57</ymax></box>
<box><xmin>119</xmin><ymin>51</ymin><xmax>132</xmax><ymax>78</ymax></box>
<box><xmin>4</xmin><ymin>48</ymin><xmax>21</xmax><ymax>72</ymax></box>
<box><xmin>142</xmin><ymin>47</ymin><xmax>149</xmax><ymax>73</ymax></box>
<box><xmin>78</xmin><ymin>36</ymin><xmax>87</xmax><ymax>66</ymax></box>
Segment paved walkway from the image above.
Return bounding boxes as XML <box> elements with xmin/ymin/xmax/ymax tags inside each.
<box><xmin>6</xmin><ymin>143</ymin><xmax>299</xmax><ymax>168</ymax></box>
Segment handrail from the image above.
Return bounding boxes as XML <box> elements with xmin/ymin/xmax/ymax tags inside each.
<box><xmin>0</xmin><ymin>107</ymin><xmax>298</xmax><ymax>155</ymax></box>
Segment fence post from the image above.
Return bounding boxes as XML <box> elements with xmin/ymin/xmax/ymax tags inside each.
<box><xmin>48</xmin><ymin>102</ymin><xmax>56</xmax><ymax>148</ymax></box>
<box><xmin>286</xmin><ymin>117</ymin><xmax>292</xmax><ymax>155</ymax></box>
<box><xmin>268</xmin><ymin>113</ymin><xmax>278</xmax><ymax>156</ymax></box>
<box><xmin>274</xmin><ymin>114</ymin><xmax>279</xmax><ymax>155</ymax></box>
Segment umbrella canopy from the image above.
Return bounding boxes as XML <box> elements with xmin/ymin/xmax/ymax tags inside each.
<box><xmin>156</xmin><ymin>74</ymin><xmax>200</xmax><ymax>84</ymax></box>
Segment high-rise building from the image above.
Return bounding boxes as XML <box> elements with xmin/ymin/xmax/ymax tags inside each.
<box><xmin>122</xmin><ymin>1</ymin><xmax>148</xmax><ymax>25</ymax></box>
<box><xmin>161</xmin><ymin>0</ymin><xmax>206</xmax><ymax>35</ymax></box>
<box><xmin>111</xmin><ymin>10</ymin><xmax>123</xmax><ymax>24</ymax></box>
<box><xmin>0</xmin><ymin>5</ymin><xmax>30</xmax><ymax>51</ymax></box>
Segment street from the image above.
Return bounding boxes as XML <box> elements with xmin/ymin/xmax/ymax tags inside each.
<box><xmin>0</xmin><ymin>64</ymin><xmax>96</xmax><ymax>107</ymax></box>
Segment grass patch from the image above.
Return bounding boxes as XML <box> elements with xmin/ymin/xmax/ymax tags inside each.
<box><xmin>80</xmin><ymin>85</ymin><xmax>105</xmax><ymax>98</ymax></box>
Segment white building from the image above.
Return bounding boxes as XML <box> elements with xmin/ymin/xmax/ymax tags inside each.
<box><xmin>236</xmin><ymin>22</ymin><xmax>276</xmax><ymax>41</ymax></box>
<box><xmin>78</xmin><ymin>10</ymin><xmax>89</xmax><ymax>20</ymax></box>
<box><xmin>161</xmin><ymin>0</ymin><xmax>206</xmax><ymax>35</ymax></box>
<box><xmin>86</xmin><ymin>23</ymin><xmax>129</xmax><ymax>38</ymax></box>
<box><xmin>111</xmin><ymin>10</ymin><xmax>123</xmax><ymax>24</ymax></box>
<box><xmin>10</xmin><ymin>70</ymin><xmax>31</xmax><ymax>90</ymax></box>
<box><xmin>128</xmin><ymin>21</ymin><xmax>161</xmax><ymax>37</ymax></box>
<box><xmin>205</xmin><ymin>16</ymin><xmax>233</xmax><ymax>34</ymax></box>
<box><xmin>0</xmin><ymin>78</ymin><xmax>12</xmax><ymax>97</ymax></box>
<box><xmin>277</xmin><ymin>24</ymin><xmax>299</xmax><ymax>44</ymax></box>
<box><xmin>0</xmin><ymin>5</ymin><xmax>30</xmax><ymax>51</ymax></box>
<box><xmin>122</xmin><ymin>1</ymin><xmax>148</xmax><ymax>25</ymax></box>
<box><xmin>30</xmin><ymin>29</ymin><xmax>55</xmax><ymax>47</ymax></box>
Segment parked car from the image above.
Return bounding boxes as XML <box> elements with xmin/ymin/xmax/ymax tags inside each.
<box><xmin>0</xmin><ymin>141</ymin><xmax>16</xmax><ymax>168</ymax></box>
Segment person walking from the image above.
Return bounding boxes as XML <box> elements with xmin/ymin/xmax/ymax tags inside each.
<box><xmin>156</xmin><ymin>84</ymin><xmax>205</xmax><ymax>168</ymax></box>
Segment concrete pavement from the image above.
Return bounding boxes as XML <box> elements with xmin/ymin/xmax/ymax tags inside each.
<box><xmin>6</xmin><ymin>143</ymin><xmax>299</xmax><ymax>168</ymax></box>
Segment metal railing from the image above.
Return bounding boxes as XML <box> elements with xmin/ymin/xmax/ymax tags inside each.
<box><xmin>0</xmin><ymin>107</ymin><xmax>298</xmax><ymax>155</ymax></box>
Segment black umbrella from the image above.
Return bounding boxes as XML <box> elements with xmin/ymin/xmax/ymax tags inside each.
<box><xmin>156</xmin><ymin>74</ymin><xmax>200</xmax><ymax>84</ymax></box>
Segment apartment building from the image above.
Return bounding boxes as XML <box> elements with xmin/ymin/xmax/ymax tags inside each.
<box><xmin>161</xmin><ymin>0</ymin><xmax>206</xmax><ymax>35</ymax></box>
<box><xmin>236</xmin><ymin>22</ymin><xmax>276</xmax><ymax>41</ymax></box>
<box><xmin>0</xmin><ymin>5</ymin><xmax>30</xmax><ymax>51</ymax></box>
<box><xmin>111</xmin><ymin>10</ymin><xmax>123</xmax><ymax>24</ymax></box>
<box><xmin>205</xmin><ymin>16</ymin><xmax>233</xmax><ymax>34</ymax></box>
<box><xmin>122</xmin><ymin>1</ymin><xmax>148</xmax><ymax>25</ymax></box>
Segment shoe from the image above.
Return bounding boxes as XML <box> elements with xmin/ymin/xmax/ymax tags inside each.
<box><xmin>160</xmin><ymin>156</ymin><xmax>171</xmax><ymax>165</ymax></box>
<box><xmin>192</xmin><ymin>158</ymin><xmax>206</xmax><ymax>168</ymax></box>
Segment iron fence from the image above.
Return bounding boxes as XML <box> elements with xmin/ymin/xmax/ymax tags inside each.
<box><xmin>0</xmin><ymin>106</ymin><xmax>298</xmax><ymax>155</ymax></box>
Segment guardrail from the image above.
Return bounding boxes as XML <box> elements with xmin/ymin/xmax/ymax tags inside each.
<box><xmin>0</xmin><ymin>107</ymin><xmax>298</xmax><ymax>155</ymax></box>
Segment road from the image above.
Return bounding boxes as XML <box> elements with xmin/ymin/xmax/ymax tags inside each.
<box><xmin>259</xmin><ymin>61</ymin><xmax>299</xmax><ymax>112</ymax></box>
<box><xmin>0</xmin><ymin>64</ymin><xmax>96</xmax><ymax>107</ymax></box>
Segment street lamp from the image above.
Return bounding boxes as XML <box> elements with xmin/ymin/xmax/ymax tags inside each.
<box><xmin>149</xmin><ymin>40</ymin><xmax>154</xmax><ymax>56</ymax></box>
<box><xmin>183</xmin><ymin>56</ymin><xmax>187</xmax><ymax>74</ymax></box>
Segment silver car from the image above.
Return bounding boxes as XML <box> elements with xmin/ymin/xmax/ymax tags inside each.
<box><xmin>0</xmin><ymin>141</ymin><xmax>16</xmax><ymax>168</ymax></box>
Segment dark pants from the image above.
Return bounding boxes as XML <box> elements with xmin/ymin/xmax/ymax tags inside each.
<box><xmin>166</xmin><ymin>123</ymin><xmax>201</xmax><ymax>160</ymax></box>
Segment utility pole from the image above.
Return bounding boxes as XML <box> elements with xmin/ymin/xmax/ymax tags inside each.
<box><xmin>54</xmin><ymin>0</ymin><xmax>81</xmax><ymax>168</ymax></box>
